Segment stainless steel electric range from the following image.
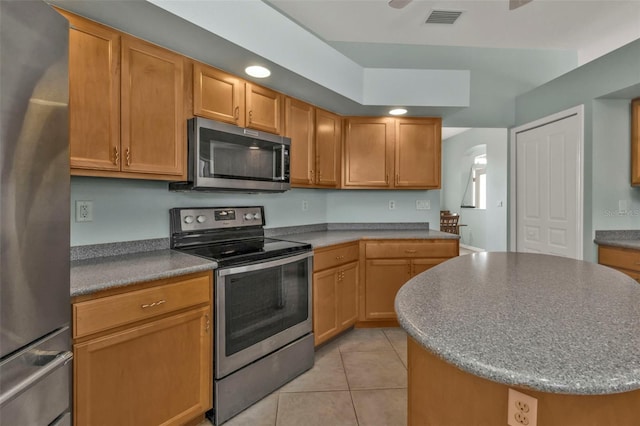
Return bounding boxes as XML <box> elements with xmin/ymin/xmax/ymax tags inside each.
<box><xmin>170</xmin><ymin>206</ymin><xmax>314</xmax><ymax>425</ymax></box>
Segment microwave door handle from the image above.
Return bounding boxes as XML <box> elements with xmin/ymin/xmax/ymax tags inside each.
<box><xmin>280</xmin><ymin>145</ymin><xmax>286</xmax><ymax>181</ymax></box>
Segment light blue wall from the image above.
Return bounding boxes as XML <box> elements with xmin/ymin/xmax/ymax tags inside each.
<box><xmin>70</xmin><ymin>177</ymin><xmax>441</xmax><ymax>246</ymax></box>
<box><xmin>514</xmin><ymin>39</ymin><xmax>640</xmax><ymax>262</ymax></box>
<box><xmin>441</xmin><ymin>128</ymin><xmax>509</xmax><ymax>251</ymax></box>
<box><xmin>592</xmin><ymin>99</ymin><xmax>640</xmax><ymax>231</ymax></box>
<box><xmin>70</xmin><ymin>178</ymin><xmax>329</xmax><ymax>246</ymax></box>
<box><xmin>326</xmin><ymin>190</ymin><xmax>441</xmax><ymax>226</ymax></box>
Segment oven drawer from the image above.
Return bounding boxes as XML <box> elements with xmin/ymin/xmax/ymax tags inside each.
<box><xmin>314</xmin><ymin>242</ymin><xmax>359</xmax><ymax>272</ymax></box>
<box><xmin>73</xmin><ymin>272</ymin><xmax>211</xmax><ymax>339</ymax></box>
<box><xmin>365</xmin><ymin>240</ymin><xmax>458</xmax><ymax>259</ymax></box>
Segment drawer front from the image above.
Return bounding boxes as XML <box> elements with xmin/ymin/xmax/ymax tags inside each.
<box><xmin>74</xmin><ymin>273</ymin><xmax>211</xmax><ymax>339</ymax></box>
<box><xmin>366</xmin><ymin>240</ymin><xmax>458</xmax><ymax>259</ymax></box>
<box><xmin>598</xmin><ymin>246</ymin><xmax>640</xmax><ymax>273</ymax></box>
<box><xmin>314</xmin><ymin>243</ymin><xmax>359</xmax><ymax>271</ymax></box>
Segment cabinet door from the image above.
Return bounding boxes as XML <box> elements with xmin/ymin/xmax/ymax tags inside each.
<box><xmin>315</xmin><ymin>108</ymin><xmax>342</xmax><ymax>187</ymax></box>
<box><xmin>285</xmin><ymin>98</ymin><xmax>315</xmax><ymax>186</ymax></box>
<box><xmin>395</xmin><ymin>118</ymin><xmax>441</xmax><ymax>188</ymax></box>
<box><xmin>343</xmin><ymin>117</ymin><xmax>394</xmax><ymax>188</ymax></box>
<box><xmin>193</xmin><ymin>62</ymin><xmax>245</xmax><ymax>127</ymax></box>
<box><xmin>632</xmin><ymin>98</ymin><xmax>640</xmax><ymax>186</ymax></box>
<box><xmin>246</xmin><ymin>83</ymin><xmax>283</xmax><ymax>134</ymax></box>
<box><xmin>337</xmin><ymin>261</ymin><xmax>359</xmax><ymax>329</ymax></box>
<box><xmin>411</xmin><ymin>258</ymin><xmax>445</xmax><ymax>276</ymax></box>
<box><xmin>66</xmin><ymin>14</ymin><xmax>120</xmax><ymax>171</ymax></box>
<box><xmin>74</xmin><ymin>306</ymin><xmax>211</xmax><ymax>426</ymax></box>
<box><xmin>364</xmin><ymin>259</ymin><xmax>411</xmax><ymax>320</ymax></box>
<box><xmin>313</xmin><ymin>269</ymin><xmax>339</xmax><ymax>346</ymax></box>
<box><xmin>121</xmin><ymin>36</ymin><xmax>185</xmax><ymax>177</ymax></box>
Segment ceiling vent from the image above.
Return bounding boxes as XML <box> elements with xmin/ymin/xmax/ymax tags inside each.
<box><xmin>425</xmin><ymin>10</ymin><xmax>463</xmax><ymax>25</ymax></box>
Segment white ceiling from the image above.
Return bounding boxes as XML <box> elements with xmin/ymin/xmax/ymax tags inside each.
<box><xmin>268</xmin><ymin>0</ymin><xmax>640</xmax><ymax>65</ymax></box>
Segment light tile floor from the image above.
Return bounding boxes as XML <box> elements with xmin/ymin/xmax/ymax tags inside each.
<box><xmin>199</xmin><ymin>328</ymin><xmax>408</xmax><ymax>426</ymax></box>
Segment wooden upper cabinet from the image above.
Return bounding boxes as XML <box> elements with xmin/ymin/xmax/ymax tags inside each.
<box><xmin>315</xmin><ymin>109</ymin><xmax>342</xmax><ymax>187</ymax></box>
<box><xmin>64</xmin><ymin>12</ymin><xmax>120</xmax><ymax>171</ymax></box>
<box><xmin>193</xmin><ymin>62</ymin><xmax>245</xmax><ymax>127</ymax></box>
<box><xmin>395</xmin><ymin>118</ymin><xmax>442</xmax><ymax>189</ymax></box>
<box><xmin>343</xmin><ymin>117</ymin><xmax>394</xmax><ymax>188</ymax></box>
<box><xmin>246</xmin><ymin>83</ymin><xmax>283</xmax><ymax>134</ymax></box>
<box><xmin>120</xmin><ymin>36</ymin><xmax>184</xmax><ymax>176</ymax></box>
<box><xmin>61</xmin><ymin>10</ymin><xmax>186</xmax><ymax>180</ymax></box>
<box><xmin>343</xmin><ymin>116</ymin><xmax>441</xmax><ymax>189</ymax></box>
<box><xmin>285</xmin><ymin>97</ymin><xmax>315</xmax><ymax>186</ymax></box>
<box><xmin>632</xmin><ymin>98</ymin><xmax>640</xmax><ymax>186</ymax></box>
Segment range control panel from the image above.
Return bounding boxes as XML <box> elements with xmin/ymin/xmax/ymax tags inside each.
<box><xmin>172</xmin><ymin>206</ymin><xmax>264</xmax><ymax>232</ymax></box>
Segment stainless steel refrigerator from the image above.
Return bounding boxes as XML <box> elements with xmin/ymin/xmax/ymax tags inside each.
<box><xmin>0</xmin><ymin>1</ymin><xmax>73</xmax><ymax>424</ymax></box>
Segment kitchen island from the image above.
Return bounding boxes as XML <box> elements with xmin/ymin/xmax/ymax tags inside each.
<box><xmin>396</xmin><ymin>252</ymin><xmax>640</xmax><ymax>425</ymax></box>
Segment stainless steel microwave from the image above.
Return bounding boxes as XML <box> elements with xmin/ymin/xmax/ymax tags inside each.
<box><xmin>169</xmin><ymin>117</ymin><xmax>291</xmax><ymax>192</ymax></box>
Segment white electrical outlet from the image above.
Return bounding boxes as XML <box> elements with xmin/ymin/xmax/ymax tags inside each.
<box><xmin>507</xmin><ymin>389</ymin><xmax>537</xmax><ymax>426</ymax></box>
<box><xmin>302</xmin><ymin>200</ymin><xmax>309</xmax><ymax>211</ymax></box>
<box><xmin>75</xmin><ymin>200</ymin><xmax>93</xmax><ymax>222</ymax></box>
<box><xmin>388</xmin><ymin>200</ymin><xmax>396</xmax><ymax>210</ymax></box>
<box><xmin>416</xmin><ymin>200</ymin><xmax>430</xmax><ymax>210</ymax></box>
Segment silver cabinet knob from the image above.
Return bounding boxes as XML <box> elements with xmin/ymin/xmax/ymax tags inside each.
<box><xmin>184</xmin><ymin>215</ymin><xmax>194</xmax><ymax>224</ymax></box>
<box><xmin>196</xmin><ymin>215</ymin><xmax>206</xmax><ymax>223</ymax></box>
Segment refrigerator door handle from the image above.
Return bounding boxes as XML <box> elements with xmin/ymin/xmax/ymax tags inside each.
<box><xmin>0</xmin><ymin>351</ymin><xmax>73</xmax><ymax>407</ymax></box>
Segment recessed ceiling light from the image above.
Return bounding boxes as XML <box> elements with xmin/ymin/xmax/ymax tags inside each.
<box><xmin>245</xmin><ymin>65</ymin><xmax>271</xmax><ymax>78</ymax></box>
<box><xmin>389</xmin><ymin>108</ymin><xmax>407</xmax><ymax>116</ymax></box>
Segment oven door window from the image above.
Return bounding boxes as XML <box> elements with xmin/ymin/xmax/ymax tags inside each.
<box><xmin>198</xmin><ymin>127</ymin><xmax>285</xmax><ymax>181</ymax></box>
<box><xmin>224</xmin><ymin>257</ymin><xmax>309</xmax><ymax>357</ymax></box>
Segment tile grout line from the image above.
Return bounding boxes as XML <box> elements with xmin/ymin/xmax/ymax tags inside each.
<box><xmin>339</xmin><ymin>341</ymin><xmax>361</xmax><ymax>425</ymax></box>
<box><xmin>382</xmin><ymin>329</ymin><xmax>406</xmax><ymax>368</ymax></box>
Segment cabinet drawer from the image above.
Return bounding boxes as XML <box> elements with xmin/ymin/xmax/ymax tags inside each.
<box><xmin>598</xmin><ymin>246</ymin><xmax>640</xmax><ymax>273</ymax></box>
<box><xmin>314</xmin><ymin>243</ymin><xmax>359</xmax><ymax>271</ymax></box>
<box><xmin>74</xmin><ymin>273</ymin><xmax>211</xmax><ymax>339</ymax></box>
<box><xmin>365</xmin><ymin>240</ymin><xmax>458</xmax><ymax>259</ymax></box>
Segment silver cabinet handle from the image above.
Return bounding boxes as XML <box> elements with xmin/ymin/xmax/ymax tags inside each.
<box><xmin>141</xmin><ymin>299</ymin><xmax>166</xmax><ymax>309</ymax></box>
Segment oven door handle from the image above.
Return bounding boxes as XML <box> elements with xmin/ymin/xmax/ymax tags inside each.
<box><xmin>217</xmin><ymin>251</ymin><xmax>313</xmax><ymax>276</ymax></box>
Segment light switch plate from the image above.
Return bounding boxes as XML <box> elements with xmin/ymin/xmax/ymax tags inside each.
<box><xmin>416</xmin><ymin>200</ymin><xmax>430</xmax><ymax>210</ymax></box>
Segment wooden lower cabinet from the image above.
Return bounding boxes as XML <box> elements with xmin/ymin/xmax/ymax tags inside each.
<box><xmin>72</xmin><ymin>272</ymin><xmax>212</xmax><ymax>426</ymax></box>
<box><xmin>598</xmin><ymin>244</ymin><xmax>640</xmax><ymax>282</ymax></box>
<box><xmin>312</xmin><ymin>242</ymin><xmax>359</xmax><ymax>346</ymax></box>
<box><xmin>364</xmin><ymin>259</ymin><xmax>410</xmax><ymax>320</ymax></box>
<box><xmin>361</xmin><ymin>240</ymin><xmax>459</xmax><ymax>322</ymax></box>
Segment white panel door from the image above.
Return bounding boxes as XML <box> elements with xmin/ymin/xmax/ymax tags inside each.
<box><xmin>516</xmin><ymin>115</ymin><xmax>580</xmax><ymax>258</ymax></box>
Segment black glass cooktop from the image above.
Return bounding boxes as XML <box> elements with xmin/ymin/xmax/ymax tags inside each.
<box><xmin>176</xmin><ymin>237</ymin><xmax>311</xmax><ymax>267</ymax></box>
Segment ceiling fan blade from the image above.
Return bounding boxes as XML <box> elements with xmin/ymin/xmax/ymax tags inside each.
<box><xmin>509</xmin><ymin>0</ymin><xmax>533</xmax><ymax>10</ymax></box>
<box><xmin>388</xmin><ymin>0</ymin><xmax>412</xmax><ymax>9</ymax></box>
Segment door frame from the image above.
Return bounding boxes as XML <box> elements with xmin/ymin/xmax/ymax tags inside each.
<box><xmin>509</xmin><ymin>105</ymin><xmax>585</xmax><ymax>259</ymax></box>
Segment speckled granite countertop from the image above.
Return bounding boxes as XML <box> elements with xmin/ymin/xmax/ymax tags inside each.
<box><xmin>395</xmin><ymin>252</ymin><xmax>640</xmax><ymax>395</ymax></box>
<box><xmin>70</xmin><ymin>222</ymin><xmax>456</xmax><ymax>297</ymax></box>
<box><xmin>71</xmin><ymin>250</ymin><xmax>217</xmax><ymax>297</ymax></box>
<box><xmin>274</xmin><ymin>228</ymin><xmax>459</xmax><ymax>249</ymax></box>
<box><xmin>594</xmin><ymin>230</ymin><xmax>640</xmax><ymax>250</ymax></box>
